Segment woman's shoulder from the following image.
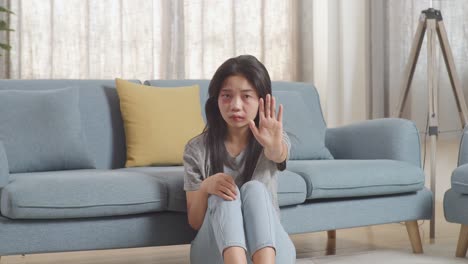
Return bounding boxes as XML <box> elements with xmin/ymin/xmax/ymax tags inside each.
<box><xmin>185</xmin><ymin>133</ymin><xmax>207</xmax><ymax>152</ymax></box>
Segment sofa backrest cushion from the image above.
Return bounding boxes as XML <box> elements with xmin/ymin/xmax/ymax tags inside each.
<box><xmin>0</xmin><ymin>80</ymin><xmax>137</xmax><ymax>170</ymax></box>
<box><xmin>274</xmin><ymin>91</ymin><xmax>333</xmax><ymax>159</ymax></box>
<box><xmin>0</xmin><ymin>87</ymin><xmax>96</xmax><ymax>173</ymax></box>
<box><xmin>144</xmin><ymin>80</ymin><xmax>333</xmax><ymax>160</ymax></box>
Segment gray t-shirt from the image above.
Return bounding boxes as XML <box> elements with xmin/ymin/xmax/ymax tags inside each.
<box><xmin>183</xmin><ymin>132</ymin><xmax>291</xmax><ymax>216</ymax></box>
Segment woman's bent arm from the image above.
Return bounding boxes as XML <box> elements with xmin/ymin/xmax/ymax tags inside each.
<box><xmin>186</xmin><ymin>188</ymin><xmax>209</xmax><ymax>230</ymax></box>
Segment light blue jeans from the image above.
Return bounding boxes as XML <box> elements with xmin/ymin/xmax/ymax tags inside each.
<box><xmin>190</xmin><ymin>180</ymin><xmax>296</xmax><ymax>263</ymax></box>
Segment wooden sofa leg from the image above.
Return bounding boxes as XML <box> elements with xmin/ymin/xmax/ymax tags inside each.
<box><xmin>326</xmin><ymin>230</ymin><xmax>336</xmax><ymax>255</ymax></box>
<box><xmin>456</xmin><ymin>224</ymin><xmax>468</xmax><ymax>257</ymax></box>
<box><xmin>405</xmin><ymin>221</ymin><xmax>423</xmax><ymax>254</ymax></box>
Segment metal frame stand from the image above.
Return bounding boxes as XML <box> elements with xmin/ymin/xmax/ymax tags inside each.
<box><xmin>393</xmin><ymin>8</ymin><xmax>468</xmax><ymax>240</ymax></box>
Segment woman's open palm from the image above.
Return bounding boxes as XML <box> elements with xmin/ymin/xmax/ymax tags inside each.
<box><xmin>249</xmin><ymin>94</ymin><xmax>283</xmax><ymax>149</ymax></box>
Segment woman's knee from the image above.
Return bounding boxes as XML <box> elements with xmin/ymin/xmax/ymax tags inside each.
<box><xmin>208</xmin><ymin>185</ymin><xmax>242</xmax><ymax>208</ymax></box>
<box><xmin>240</xmin><ymin>181</ymin><xmax>272</xmax><ymax>207</ymax></box>
<box><xmin>240</xmin><ymin>180</ymin><xmax>267</xmax><ymax>196</ymax></box>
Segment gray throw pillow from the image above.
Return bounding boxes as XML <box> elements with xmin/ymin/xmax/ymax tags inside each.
<box><xmin>273</xmin><ymin>90</ymin><xmax>333</xmax><ymax>160</ymax></box>
<box><xmin>0</xmin><ymin>87</ymin><xmax>95</xmax><ymax>173</ymax></box>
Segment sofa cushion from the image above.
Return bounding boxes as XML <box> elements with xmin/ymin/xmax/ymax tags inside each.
<box><xmin>120</xmin><ymin>166</ymin><xmax>188</xmax><ymax>212</ymax></box>
<box><xmin>451</xmin><ymin>164</ymin><xmax>468</xmax><ymax>194</ymax></box>
<box><xmin>116</xmin><ymin>79</ymin><xmax>205</xmax><ymax>167</ymax></box>
<box><xmin>274</xmin><ymin>91</ymin><xmax>333</xmax><ymax>160</ymax></box>
<box><xmin>122</xmin><ymin>166</ymin><xmax>307</xmax><ymax>212</ymax></box>
<box><xmin>0</xmin><ymin>87</ymin><xmax>96</xmax><ymax>173</ymax></box>
<box><xmin>1</xmin><ymin>170</ymin><xmax>167</xmax><ymax>219</ymax></box>
<box><xmin>287</xmin><ymin>160</ymin><xmax>425</xmax><ymax>199</ymax></box>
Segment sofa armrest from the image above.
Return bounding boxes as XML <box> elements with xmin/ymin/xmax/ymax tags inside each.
<box><xmin>325</xmin><ymin>118</ymin><xmax>421</xmax><ymax>167</ymax></box>
<box><xmin>458</xmin><ymin>125</ymin><xmax>468</xmax><ymax>166</ymax></box>
<box><xmin>0</xmin><ymin>141</ymin><xmax>10</xmax><ymax>188</ymax></box>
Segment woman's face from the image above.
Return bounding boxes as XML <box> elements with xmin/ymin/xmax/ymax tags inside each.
<box><xmin>218</xmin><ymin>75</ymin><xmax>260</xmax><ymax>131</ymax></box>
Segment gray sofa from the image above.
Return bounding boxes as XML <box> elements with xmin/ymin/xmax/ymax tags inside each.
<box><xmin>0</xmin><ymin>79</ymin><xmax>432</xmax><ymax>259</ymax></box>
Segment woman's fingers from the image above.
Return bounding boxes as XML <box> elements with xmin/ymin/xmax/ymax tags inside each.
<box><xmin>221</xmin><ymin>174</ymin><xmax>238</xmax><ymax>193</ymax></box>
<box><xmin>220</xmin><ymin>180</ymin><xmax>237</xmax><ymax>195</ymax></box>
<box><xmin>260</xmin><ymin>94</ymin><xmax>277</xmax><ymax>119</ymax></box>
<box><xmin>221</xmin><ymin>173</ymin><xmax>236</xmax><ymax>185</ymax></box>
<box><xmin>265</xmin><ymin>94</ymin><xmax>271</xmax><ymax>119</ymax></box>
<box><xmin>249</xmin><ymin>120</ymin><xmax>260</xmax><ymax>139</ymax></box>
<box><xmin>219</xmin><ymin>186</ymin><xmax>236</xmax><ymax>200</ymax></box>
<box><xmin>216</xmin><ymin>191</ymin><xmax>233</xmax><ymax>201</ymax></box>
<box><xmin>271</xmin><ymin>96</ymin><xmax>276</xmax><ymax>119</ymax></box>
<box><xmin>259</xmin><ymin>98</ymin><xmax>265</xmax><ymax>120</ymax></box>
<box><xmin>216</xmin><ymin>176</ymin><xmax>237</xmax><ymax>200</ymax></box>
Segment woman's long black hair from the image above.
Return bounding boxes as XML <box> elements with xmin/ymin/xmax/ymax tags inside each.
<box><xmin>203</xmin><ymin>55</ymin><xmax>271</xmax><ymax>183</ymax></box>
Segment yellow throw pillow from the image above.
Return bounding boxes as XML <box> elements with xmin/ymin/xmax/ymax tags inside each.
<box><xmin>115</xmin><ymin>78</ymin><xmax>205</xmax><ymax>167</ymax></box>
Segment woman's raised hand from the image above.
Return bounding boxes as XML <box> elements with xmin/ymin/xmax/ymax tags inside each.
<box><xmin>201</xmin><ymin>173</ymin><xmax>238</xmax><ymax>201</ymax></box>
<box><xmin>249</xmin><ymin>94</ymin><xmax>283</xmax><ymax>151</ymax></box>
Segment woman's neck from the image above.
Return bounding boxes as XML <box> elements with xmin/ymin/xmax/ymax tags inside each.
<box><xmin>225</xmin><ymin>127</ymin><xmax>249</xmax><ymax>158</ymax></box>
<box><xmin>226</xmin><ymin>126</ymin><xmax>249</xmax><ymax>145</ymax></box>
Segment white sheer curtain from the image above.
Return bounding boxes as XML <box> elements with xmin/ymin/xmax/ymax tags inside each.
<box><xmin>384</xmin><ymin>0</ymin><xmax>468</xmax><ymax>135</ymax></box>
<box><xmin>3</xmin><ymin>0</ymin><xmax>373</xmax><ymax>127</ymax></box>
<box><xmin>6</xmin><ymin>0</ymin><xmax>297</xmax><ymax>81</ymax></box>
<box><xmin>306</xmin><ymin>0</ymin><xmax>371</xmax><ymax>127</ymax></box>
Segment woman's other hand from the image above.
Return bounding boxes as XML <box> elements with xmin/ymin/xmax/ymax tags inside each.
<box><xmin>201</xmin><ymin>173</ymin><xmax>238</xmax><ymax>201</ymax></box>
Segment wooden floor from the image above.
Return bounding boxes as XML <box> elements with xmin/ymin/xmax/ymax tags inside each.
<box><xmin>0</xmin><ymin>138</ymin><xmax>464</xmax><ymax>263</ymax></box>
